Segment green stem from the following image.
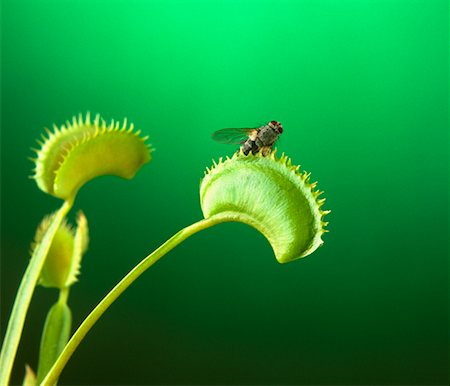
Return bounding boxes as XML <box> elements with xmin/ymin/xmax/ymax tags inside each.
<box><xmin>0</xmin><ymin>199</ymin><xmax>73</xmax><ymax>386</ymax></box>
<box><xmin>40</xmin><ymin>212</ymin><xmax>235</xmax><ymax>386</ymax></box>
<box><xmin>58</xmin><ymin>287</ymin><xmax>70</xmax><ymax>305</ymax></box>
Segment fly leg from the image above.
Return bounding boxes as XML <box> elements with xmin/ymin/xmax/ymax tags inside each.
<box><xmin>260</xmin><ymin>146</ymin><xmax>272</xmax><ymax>156</ymax></box>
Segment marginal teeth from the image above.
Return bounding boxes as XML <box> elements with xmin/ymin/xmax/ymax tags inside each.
<box><xmin>32</xmin><ymin>113</ymin><xmax>151</xmax><ymax>197</ymax></box>
<box><xmin>204</xmin><ymin>150</ymin><xmax>329</xmax><ymax>235</ymax></box>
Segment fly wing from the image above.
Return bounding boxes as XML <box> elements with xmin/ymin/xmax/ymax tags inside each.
<box><xmin>211</xmin><ymin>128</ymin><xmax>257</xmax><ymax>144</ymax></box>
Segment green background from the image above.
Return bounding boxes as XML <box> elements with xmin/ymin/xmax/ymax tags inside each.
<box><xmin>1</xmin><ymin>0</ymin><xmax>448</xmax><ymax>385</ymax></box>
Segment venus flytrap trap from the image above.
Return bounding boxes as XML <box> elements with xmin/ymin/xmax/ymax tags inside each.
<box><xmin>40</xmin><ymin>149</ymin><xmax>329</xmax><ymax>386</ymax></box>
<box><xmin>33</xmin><ymin>113</ymin><xmax>151</xmax><ymax>200</ymax></box>
<box><xmin>201</xmin><ymin>150</ymin><xmax>330</xmax><ymax>261</ymax></box>
<box><xmin>0</xmin><ymin>114</ymin><xmax>152</xmax><ymax>386</ymax></box>
<box><xmin>34</xmin><ymin>211</ymin><xmax>88</xmax><ymax>290</ymax></box>
<box><xmin>34</xmin><ymin>211</ymin><xmax>89</xmax><ymax>385</ymax></box>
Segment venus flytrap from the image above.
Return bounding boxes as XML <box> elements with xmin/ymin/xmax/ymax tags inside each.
<box><xmin>34</xmin><ymin>211</ymin><xmax>89</xmax><ymax>385</ymax></box>
<box><xmin>201</xmin><ymin>150</ymin><xmax>329</xmax><ymax>262</ymax></box>
<box><xmin>34</xmin><ymin>211</ymin><xmax>88</xmax><ymax>290</ymax></box>
<box><xmin>0</xmin><ymin>114</ymin><xmax>152</xmax><ymax>386</ymax></box>
<box><xmin>33</xmin><ymin>113</ymin><xmax>151</xmax><ymax>200</ymax></box>
<box><xmin>40</xmin><ymin>149</ymin><xmax>329</xmax><ymax>386</ymax></box>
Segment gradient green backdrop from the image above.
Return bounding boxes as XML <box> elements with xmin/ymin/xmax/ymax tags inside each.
<box><xmin>1</xmin><ymin>0</ymin><xmax>448</xmax><ymax>385</ymax></box>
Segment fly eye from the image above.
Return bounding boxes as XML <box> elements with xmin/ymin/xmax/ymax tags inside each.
<box><xmin>270</xmin><ymin>120</ymin><xmax>278</xmax><ymax>126</ymax></box>
<box><xmin>278</xmin><ymin>126</ymin><xmax>283</xmax><ymax>134</ymax></box>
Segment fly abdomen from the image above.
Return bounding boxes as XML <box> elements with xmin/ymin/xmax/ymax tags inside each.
<box><xmin>241</xmin><ymin>139</ymin><xmax>258</xmax><ymax>155</ymax></box>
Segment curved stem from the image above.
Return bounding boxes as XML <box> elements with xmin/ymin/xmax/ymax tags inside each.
<box><xmin>0</xmin><ymin>199</ymin><xmax>73</xmax><ymax>386</ymax></box>
<box><xmin>40</xmin><ymin>212</ymin><xmax>235</xmax><ymax>386</ymax></box>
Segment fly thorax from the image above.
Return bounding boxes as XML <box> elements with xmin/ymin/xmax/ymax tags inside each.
<box><xmin>257</xmin><ymin>126</ymin><xmax>278</xmax><ymax>146</ymax></box>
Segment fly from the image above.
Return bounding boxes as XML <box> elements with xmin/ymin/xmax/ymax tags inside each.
<box><xmin>212</xmin><ymin>120</ymin><xmax>283</xmax><ymax>155</ymax></box>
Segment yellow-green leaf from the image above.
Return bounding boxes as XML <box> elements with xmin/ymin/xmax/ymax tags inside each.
<box><xmin>32</xmin><ymin>211</ymin><xmax>89</xmax><ymax>289</ymax></box>
<box><xmin>36</xmin><ymin>300</ymin><xmax>72</xmax><ymax>384</ymax></box>
<box><xmin>32</xmin><ymin>113</ymin><xmax>151</xmax><ymax>200</ymax></box>
<box><xmin>200</xmin><ymin>150</ymin><xmax>330</xmax><ymax>263</ymax></box>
